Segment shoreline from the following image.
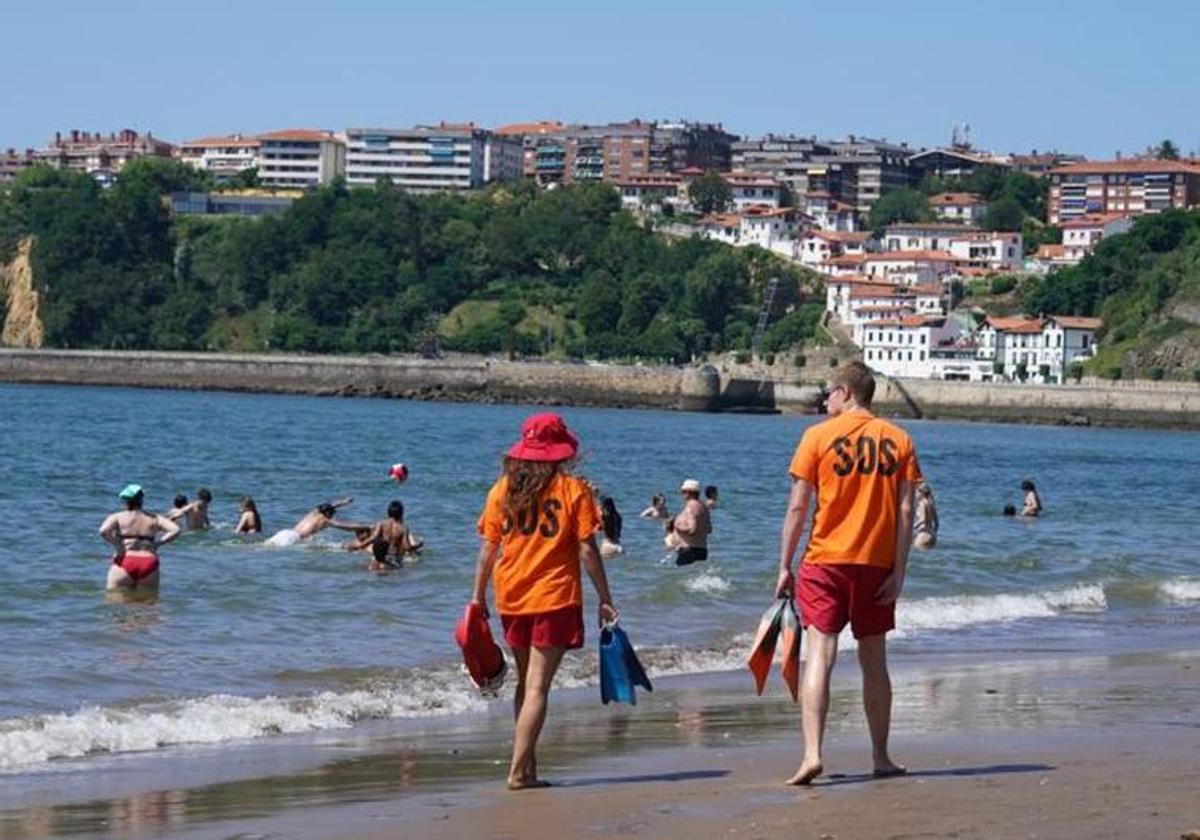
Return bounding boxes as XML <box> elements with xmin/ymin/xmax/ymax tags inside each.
<box><xmin>2</xmin><ymin>348</ymin><xmax>1200</xmax><ymax>429</ymax></box>
<box><xmin>3</xmin><ymin>647</ymin><xmax>1197</xmax><ymax>838</ymax></box>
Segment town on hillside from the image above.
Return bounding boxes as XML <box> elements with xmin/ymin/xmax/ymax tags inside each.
<box><xmin>2</xmin><ymin>122</ymin><xmax>1196</xmax><ymax>385</ymax></box>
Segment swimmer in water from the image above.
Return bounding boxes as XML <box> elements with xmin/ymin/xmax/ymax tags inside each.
<box><xmin>169</xmin><ymin>488</ymin><xmax>212</xmax><ymax>530</ymax></box>
<box><xmin>1021</xmin><ymin>479</ymin><xmax>1043</xmax><ymax>517</ymax></box>
<box><xmin>264</xmin><ymin>497</ymin><xmax>354</xmax><ymax>546</ymax></box>
<box><xmin>639</xmin><ymin>493</ymin><xmax>669</xmax><ymax>519</ymax></box>
<box><xmin>167</xmin><ymin>494</ymin><xmax>189</xmax><ymax>521</ymax></box>
<box><xmin>599</xmin><ymin>496</ymin><xmax>623</xmax><ymax>557</ymax></box>
<box><xmin>98</xmin><ymin>484</ymin><xmax>181</xmax><ymax>591</ymax></box>
<box><xmin>704</xmin><ymin>484</ymin><xmax>719</xmax><ymax>510</ymax></box>
<box><xmin>345</xmin><ymin>500</ymin><xmax>424</xmax><ymax>569</ymax></box>
<box><xmin>235</xmin><ymin>497</ymin><xmax>262</xmax><ymax>535</ymax></box>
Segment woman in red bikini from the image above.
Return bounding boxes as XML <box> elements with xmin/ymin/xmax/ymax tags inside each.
<box><xmin>98</xmin><ymin>484</ymin><xmax>181</xmax><ymax>591</ymax></box>
<box><xmin>470</xmin><ymin>413</ymin><xmax>619</xmax><ymax>790</ymax></box>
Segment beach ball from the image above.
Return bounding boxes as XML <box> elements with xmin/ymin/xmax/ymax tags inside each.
<box><xmin>389</xmin><ymin>463</ymin><xmax>409</xmax><ymax>483</ymax></box>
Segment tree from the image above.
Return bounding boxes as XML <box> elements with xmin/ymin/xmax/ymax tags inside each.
<box><xmin>1157</xmin><ymin>139</ymin><xmax>1180</xmax><ymax>161</ymax></box>
<box><xmin>688</xmin><ymin>171</ymin><xmax>732</xmax><ymax>215</ymax></box>
<box><xmin>867</xmin><ymin>188</ymin><xmax>931</xmax><ymax>235</ymax></box>
<box><xmin>983</xmin><ymin>195</ymin><xmax>1024</xmax><ymax>231</ymax></box>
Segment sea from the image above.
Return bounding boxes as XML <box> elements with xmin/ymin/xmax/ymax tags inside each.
<box><xmin>0</xmin><ymin>382</ymin><xmax>1197</xmax><ymax>777</ymax></box>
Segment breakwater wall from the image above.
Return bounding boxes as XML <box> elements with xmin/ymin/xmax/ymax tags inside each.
<box><xmin>2</xmin><ymin>350</ymin><xmax>1197</xmax><ymax>429</ymax></box>
<box><xmin>0</xmin><ymin>349</ymin><xmax>721</xmax><ymax>411</ymax></box>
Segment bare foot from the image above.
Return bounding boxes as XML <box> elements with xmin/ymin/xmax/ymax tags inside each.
<box><xmin>507</xmin><ymin>777</ymin><xmax>553</xmax><ymax>791</ymax></box>
<box><xmin>785</xmin><ymin>761</ymin><xmax>824</xmax><ymax>786</ymax></box>
<box><xmin>873</xmin><ymin>762</ymin><xmax>907</xmax><ymax>778</ymax></box>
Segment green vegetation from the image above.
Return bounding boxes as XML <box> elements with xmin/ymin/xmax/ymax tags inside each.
<box><xmin>867</xmin><ymin>187</ymin><xmax>931</xmax><ymax>235</ymax></box>
<box><xmin>917</xmin><ymin>168</ymin><xmax>1054</xmax><ymax>252</ymax></box>
<box><xmin>1022</xmin><ymin>210</ymin><xmax>1200</xmax><ymax>379</ymax></box>
<box><xmin>0</xmin><ymin>161</ymin><xmax>823</xmax><ymax>362</ymax></box>
<box><xmin>688</xmin><ymin>171</ymin><xmax>732</xmax><ymax>215</ymax></box>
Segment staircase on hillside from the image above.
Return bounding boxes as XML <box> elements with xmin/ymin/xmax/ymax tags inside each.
<box><xmin>751</xmin><ymin>276</ymin><xmax>780</xmax><ymax>358</ymax></box>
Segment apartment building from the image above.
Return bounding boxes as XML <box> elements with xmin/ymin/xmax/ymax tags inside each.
<box><xmin>730</xmin><ymin>134</ymin><xmax>832</xmax><ymax>192</ymax></box>
<box><xmin>35</xmin><ymin>129</ymin><xmax>174</xmax><ymax>183</ymax></box>
<box><xmin>797</xmin><ymin>230</ymin><xmax>871</xmax><ymax>270</ymax></box>
<box><xmin>493</xmin><ymin>121</ymin><xmax>565</xmax><ymax>177</ymax></box>
<box><xmin>1060</xmin><ymin>213</ymin><xmax>1133</xmax><ymax>263</ymax></box>
<box><xmin>177</xmin><ymin>134</ymin><xmax>260</xmax><ymax>181</ymax></box>
<box><xmin>929</xmin><ymin>192</ymin><xmax>986</xmax><ymax>225</ymax></box>
<box><xmin>616</xmin><ymin>174</ymin><xmax>685</xmax><ymax>211</ymax></box>
<box><xmin>344</xmin><ymin>124</ymin><xmax>521</xmax><ymax>193</ymax></box>
<box><xmin>802</xmin><ymin>137</ymin><xmax>919</xmax><ymax>218</ymax></box>
<box><xmin>802</xmin><ymin>191</ymin><xmax>858</xmax><ymax>231</ymax></box>
<box><xmin>737</xmin><ymin>206</ymin><xmax>807</xmax><ymax>256</ymax></box>
<box><xmin>1047</xmin><ymin>159</ymin><xmax>1200</xmax><ymax>224</ymax></box>
<box><xmin>908</xmin><ymin>147</ymin><xmax>1010</xmax><ymax>180</ymax></box>
<box><xmin>723</xmin><ymin>171</ymin><xmax>784</xmax><ymax>209</ymax></box>
<box><xmin>257</xmin><ymin>130</ymin><xmax>344</xmax><ymax>189</ymax></box>
<box><xmin>0</xmin><ymin>148</ymin><xmax>36</xmax><ymax>184</ymax></box>
<box><xmin>863</xmin><ymin>250</ymin><xmax>958</xmax><ymax>284</ymax></box>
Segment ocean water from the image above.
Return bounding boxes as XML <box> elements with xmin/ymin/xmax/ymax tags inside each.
<box><xmin>0</xmin><ymin>382</ymin><xmax>1197</xmax><ymax>774</ymax></box>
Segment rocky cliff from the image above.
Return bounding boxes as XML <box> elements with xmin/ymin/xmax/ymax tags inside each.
<box><xmin>0</xmin><ymin>237</ymin><xmax>43</xmax><ymax>348</ymax></box>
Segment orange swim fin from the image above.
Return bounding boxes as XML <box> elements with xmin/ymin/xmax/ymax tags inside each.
<box><xmin>778</xmin><ymin>600</ymin><xmax>801</xmax><ymax>702</ymax></box>
<box><xmin>747</xmin><ymin>600</ymin><xmax>785</xmax><ymax>695</ymax></box>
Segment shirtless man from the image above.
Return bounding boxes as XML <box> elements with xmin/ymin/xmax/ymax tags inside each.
<box><xmin>169</xmin><ymin>488</ymin><xmax>212</xmax><ymax>530</ymax></box>
<box><xmin>345</xmin><ymin>500</ymin><xmax>423</xmax><ymax>569</ymax></box>
<box><xmin>672</xmin><ymin>479</ymin><xmax>712</xmax><ymax>566</ymax></box>
<box><xmin>264</xmin><ymin>497</ymin><xmax>354</xmax><ymax>546</ymax></box>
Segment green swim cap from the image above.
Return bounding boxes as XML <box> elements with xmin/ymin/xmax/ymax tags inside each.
<box><xmin>118</xmin><ymin>483</ymin><xmax>144</xmax><ymax>500</ymax></box>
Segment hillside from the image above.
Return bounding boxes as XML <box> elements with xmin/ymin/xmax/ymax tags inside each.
<box><xmin>1022</xmin><ymin>210</ymin><xmax>1200</xmax><ymax>380</ymax></box>
<box><xmin>0</xmin><ymin>161</ymin><xmax>823</xmax><ymax>363</ymax></box>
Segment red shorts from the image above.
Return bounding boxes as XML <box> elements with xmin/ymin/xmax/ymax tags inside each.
<box><xmin>501</xmin><ymin>604</ymin><xmax>585</xmax><ymax>650</ymax></box>
<box><xmin>797</xmin><ymin>563</ymin><xmax>895</xmax><ymax>639</ymax></box>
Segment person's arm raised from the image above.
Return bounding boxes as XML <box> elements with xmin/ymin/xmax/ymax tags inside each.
<box><xmin>877</xmin><ymin>480</ymin><xmax>914</xmax><ymax>605</ymax></box>
<box><xmin>776</xmin><ymin>478</ymin><xmax>814</xmax><ymax>598</ymax></box>
<box><xmin>346</xmin><ymin>523</ymin><xmax>383</xmax><ymax>552</ymax></box>
<box><xmin>580</xmin><ymin>535</ymin><xmax>618</xmax><ymax>626</ymax></box>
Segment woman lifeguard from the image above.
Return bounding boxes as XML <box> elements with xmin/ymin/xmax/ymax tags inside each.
<box><xmin>470</xmin><ymin>413</ymin><xmax>619</xmax><ymax>790</ymax></box>
<box><xmin>98</xmin><ymin>484</ymin><xmax>181</xmax><ymax>591</ymax></box>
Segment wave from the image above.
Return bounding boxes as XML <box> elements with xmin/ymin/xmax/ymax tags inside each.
<box><xmin>683</xmin><ymin>572</ymin><xmax>731</xmax><ymax>594</ymax></box>
<box><xmin>0</xmin><ymin>579</ymin><xmax>1184</xmax><ymax>773</ymax></box>
<box><xmin>898</xmin><ymin>584</ymin><xmax>1107</xmax><ymax>633</ymax></box>
<box><xmin>1159</xmin><ymin>578</ymin><xmax>1200</xmax><ymax>603</ymax></box>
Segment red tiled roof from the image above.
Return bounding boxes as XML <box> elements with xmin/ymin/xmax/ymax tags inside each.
<box><xmin>929</xmin><ymin>192</ymin><xmax>985</xmax><ymax>206</ymax></box>
<box><xmin>1059</xmin><ymin>213</ymin><xmax>1130</xmax><ymax>229</ymax></box>
<box><xmin>806</xmin><ymin>229</ymin><xmax>871</xmax><ymax>243</ymax></box>
<box><xmin>1050</xmin><ymin>159</ymin><xmax>1200</xmax><ymax>175</ymax></box>
<box><xmin>258</xmin><ymin>129</ymin><xmax>336</xmax><ymax>142</ymax></box>
<box><xmin>865</xmin><ymin>249</ymin><xmax>957</xmax><ymax>262</ymax></box>
<box><xmin>494</xmin><ymin>121</ymin><xmax>564</xmax><ymax>136</ymax></box>
<box><xmin>1050</xmin><ymin>315</ymin><xmax>1103</xmax><ymax>330</ymax></box>
<box><xmin>985</xmin><ymin>315</ymin><xmax>1044</xmax><ymax>334</ymax></box>
<box><xmin>1036</xmin><ymin>244</ymin><xmax>1067</xmax><ymax>259</ymax></box>
<box><xmin>180</xmin><ymin>135</ymin><xmax>260</xmax><ymax>148</ymax></box>
<box><xmin>850</xmin><ymin>284</ymin><xmax>910</xmax><ymax>299</ymax></box>
<box><xmin>868</xmin><ymin>314</ymin><xmax>946</xmax><ymax>328</ymax></box>
<box><xmin>824</xmin><ymin>254</ymin><xmax>867</xmax><ymax>267</ymax></box>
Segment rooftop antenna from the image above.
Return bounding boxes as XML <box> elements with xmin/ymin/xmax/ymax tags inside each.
<box><xmin>951</xmin><ymin>121</ymin><xmax>972</xmax><ymax>150</ymax></box>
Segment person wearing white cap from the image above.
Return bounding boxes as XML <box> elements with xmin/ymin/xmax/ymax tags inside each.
<box><xmin>671</xmin><ymin>479</ymin><xmax>712</xmax><ymax>566</ymax></box>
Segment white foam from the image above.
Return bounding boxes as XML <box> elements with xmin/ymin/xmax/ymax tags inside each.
<box><xmin>683</xmin><ymin>572</ymin><xmax>731</xmax><ymax>594</ymax></box>
<box><xmin>1159</xmin><ymin>578</ymin><xmax>1200</xmax><ymax>603</ymax></box>
<box><xmin>0</xmin><ymin>670</ymin><xmax>486</xmax><ymax>773</ymax></box>
<box><xmin>899</xmin><ymin>584</ymin><xmax>1107</xmax><ymax>633</ymax></box>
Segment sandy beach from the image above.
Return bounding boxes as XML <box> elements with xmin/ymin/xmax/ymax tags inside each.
<box><xmin>4</xmin><ymin>647</ymin><xmax>1197</xmax><ymax>839</ymax></box>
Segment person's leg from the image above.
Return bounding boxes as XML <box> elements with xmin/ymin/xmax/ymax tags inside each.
<box><xmin>508</xmin><ymin>645</ymin><xmax>565</xmax><ymax>790</ymax></box>
<box><xmin>106</xmin><ymin>564</ymin><xmax>134</xmax><ymax>590</ymax></box>
<box><xmin>857</xmin><ymin>633</ymin><xmax>904</xmax><ymax>776</ymax></box>
<box><xmin>787</xmin><ymin>626</ymin><xmax>838</xmax><ymax>785</ymax></box>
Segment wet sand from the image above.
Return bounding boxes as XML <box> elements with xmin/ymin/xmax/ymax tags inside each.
<box><xmin>3</xmin><ymin>648</ymin><xmax>1198</xmax><ymax>839</ymax></box>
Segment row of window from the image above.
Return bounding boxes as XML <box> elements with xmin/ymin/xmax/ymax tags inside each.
<box><xmin>864</xmin><ymin>331</ymin><xmax>928</xmax><ymax>345</ymax></box>
<box><xmin>865</xmin><ymin>349</ymin><xmax>926</xmax><ymax>362</ymax></box>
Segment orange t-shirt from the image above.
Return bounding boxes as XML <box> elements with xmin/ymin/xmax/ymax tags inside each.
<box><xmin>788</xmin><ymin>411</ymin><xmax>920</xmax><ymax>568</ymax></box>
<box><xmin>477</xmin><ymin>473</ymin><xmax>600</xmax><ymax>615</ymax></box>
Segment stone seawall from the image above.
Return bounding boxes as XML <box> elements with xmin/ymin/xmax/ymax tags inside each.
<box><xmin>0</xmin><ymin>349</ymin><xmax>721</xmax><ymax>412</ymax></box>
<box><xmin>2</xmin><ymin>350</ymin><xmax>1198</xmax><ymax>429</ymax></box>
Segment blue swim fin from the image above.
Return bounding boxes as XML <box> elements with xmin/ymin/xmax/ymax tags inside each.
<box><xmin>599</xmin><ymin>624</ymin><xmax>653</xmax><ymax>705</ymax></box>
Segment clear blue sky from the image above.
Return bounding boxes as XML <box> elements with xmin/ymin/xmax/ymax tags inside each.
<box><xmin>3</xmin><ymin>0</ymin><xmax>1198</xmax><ymax>158</ymax></box>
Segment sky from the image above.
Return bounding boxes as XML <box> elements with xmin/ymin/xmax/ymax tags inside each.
<box><xmin>2</xmin><ymin>0</ymin><xmax>1198</xmax><ymax>159</ymax></box>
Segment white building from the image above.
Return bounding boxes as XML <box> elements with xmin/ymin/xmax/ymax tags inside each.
<box><xmin>177</xmin><ymin>134</ymin><xmax>260</xmax><ymax>180</ymax></box>
<box><xmin>257</xmin><ymin>129</ymin><xmax>344</xmax><ymax>189</ymax></box>
<box><xmin>723</xmin><ymin>172</ymin><xmax>784</xmax><ymax>209</ymax></box>
<box><xmin>697</xmin><ymin>212</ymin><xmax>741</xmax><ymax>245</ymax></box>
<box><xmin>1060</xmin><ymin>213</ymin><xmax>1133</xmax><ymax>264</ymax></box>
<box><xmin>738</xmin><ymin>206</ymin><xmax>808</xmax><ymax>256</ymax></box>
<box><xmin>861</xmin><ymin>315</ymin><xmax>962</xmax><ymax>379</ymax></box>
<box><xmin>344</xmin><ymin>124</ymin><xmax>520</xmax><ymax>193</ymax></box>
<box><xmin>977</xmin><ymin>315</ymin><xmax>1102</xmax><ymax>384</ymax></box>
<box><xmin>797</xmin><ymin>229</ymin><xmax>871</xmax><ymax>270</ymax></box>
<box><xmin>884</xmin><ymin>222</ymin><xmax>966</xmax><ymax>252</ymax></box>
<box><xmin>617</xmin><ymin>174</ymin><xmax>685</xmax><ymax>211</ymax></box>
<box><xmin>863</xmin><ymin>250</ymin><xmax>958</xmax><ymax>285</ymax></box>
<box><xmin>803</xmin><ymin>191</ymin><xmax>858</xmax><ymax>231</ymax></box>
<box><xmin>929</xmin><ymin>192</ymin><xmax>986</xmax><ymax>226</ymax></box>
<box><xmin>884</xmin><ymin>224</ymin><xmax>1022</xmax><ymax>272</ymax></box>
